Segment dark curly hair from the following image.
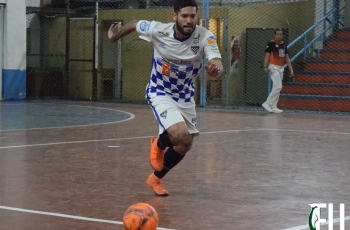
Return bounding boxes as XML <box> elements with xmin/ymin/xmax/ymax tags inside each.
<box><xmin>173</xmin><ymin>0</ymin><xmax>198</xmax><ymax>14</ymax></box>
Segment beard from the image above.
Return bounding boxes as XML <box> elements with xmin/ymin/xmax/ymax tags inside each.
<box><xmin>175</xmin><ymin>19</ymin><xmax>195</xmax><ymax>38</ymax></box>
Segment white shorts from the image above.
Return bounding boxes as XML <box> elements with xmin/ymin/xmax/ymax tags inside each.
<box><xmin>147</xmin><ymin>95</ymin><xmax>199</xmax><ymax>135</ymax></box>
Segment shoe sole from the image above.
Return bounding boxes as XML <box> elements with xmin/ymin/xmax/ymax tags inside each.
<box><xmin>146</xmin><ymin>180</ymin><xmax>169</xmax><ymax>196</ymax></box>
<box><xmin>154</xmin><ymin>192</ymin><xmax>169</xmax><ymax>196</ymax></box>
<box><xmin>147</xmin><ymin>183</ymin><xmax>169</xmax><ymax>196</ymax></box>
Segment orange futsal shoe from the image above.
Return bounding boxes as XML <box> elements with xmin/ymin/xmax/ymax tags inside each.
<box><xmin>149</xmin><ymin>136</ymin><xmax>165</xmax><ymax>171</ymax></box>
<box><xmin>146</xmin><ymin>173</ymin><xmax>169</xmax><ymax>196</ymax></box>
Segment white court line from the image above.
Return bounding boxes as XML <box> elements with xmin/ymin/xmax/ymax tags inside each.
<box><xmin>0</xmin><ymin>104</ymin><xmax>135</xmax><ymax>132</ymax></box>
<box><xmin>0</xmin><ymin>206</ymin><xmax>175</xmax><ymax>230</ymax></box>
<box><xmin>0</xmin><ymin>128</ymin><xmax>265</xmax><ymax>149</ymax></box>
<box><xmin>0</xmin><ymin>128</ymin><xmax>349</xmax><ymax>149</ymax></box>
<box><xmin>107</xmin><ymin>146</ymin><xmax>120</xmax><ymax>148</ymax></box>
<box><xmin>0</xmin><ymin>136</ymin><xmax>153</xmax><ymax>149</ymax></box>
<box><xmin>282</xmin><ymin>216</ymin><xmax>350</xmax><ymax>230</ymax></box>
<box><xmin>262</xmin><ymin>128</ymin><xmax>350</xmax><ymax>136</ymax></box>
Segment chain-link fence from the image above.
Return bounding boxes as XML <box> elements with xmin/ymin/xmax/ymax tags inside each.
<box><xmin>26</xmin><ymin>0</ymin><xmax>350</xmax><ymax>113</ymax></box>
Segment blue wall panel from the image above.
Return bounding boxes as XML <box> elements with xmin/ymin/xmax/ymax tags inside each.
<box><xmin>2</xmin><ymin>69</ymin><xmax>26</xmax><ymax>100</ymax></box>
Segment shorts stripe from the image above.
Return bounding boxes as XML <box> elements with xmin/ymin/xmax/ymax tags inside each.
<box><xmin>148</xmin><ymin>99</ymin><xmax>166</xmax><ymax>133</ymax></box>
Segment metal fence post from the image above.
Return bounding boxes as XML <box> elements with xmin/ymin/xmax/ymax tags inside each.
<box><xmin>200</xmin><ymin>0</ymin><xmax>210</xmax><ymax>107</ymax></box>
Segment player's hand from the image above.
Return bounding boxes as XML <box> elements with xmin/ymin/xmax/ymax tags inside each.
<box><xmin>264</xmin><ymin>67</ymin><xmax>270</xmax><ymax>73</ymax></box>
<box><xmin>290</xmin><ymin>71</ymin><xmax>295</xmax><ymax>81</ymax></box>
<box><xmin>108</xmin><ymin>23</ymin><xmax>120</xmax><ymax>43</ymax></box>
<box><xmin>205</xmin><ymin>63</ymin><xmax>221</xmax><ymax>78</ymax></box>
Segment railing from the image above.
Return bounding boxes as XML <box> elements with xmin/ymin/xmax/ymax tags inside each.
<box><xmin>268</xmin><ymin>7</ymin><xmax>338</xmax><ymax>93</ymax></box>
<box><xmin>285</xmin><ymin>7</ymin><xmax>337</xmax><ymax>66</ymax></box>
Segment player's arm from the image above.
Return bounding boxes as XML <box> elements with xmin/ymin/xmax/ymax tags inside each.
<box><xmin>263</xmin><ymin>52</ymin><xmax>270</xmax><ymax>73</ymax></box>
<box><xmin>205</xmin><ymin>58</ymin><xmax>224</xmax><ymax>78</ymax></box>
<box><xmin>108</xmin><ymin>19</ymin><xmax>139</xmax><ymax>43</ymax></box>
<box><xmin>203</xmin><ymin>31</ymin><xmax>224</xmax><ymax>78</ymax></box>
<box><xmin>285</xmin><ymin>54</ymin><xmax>294</xmax><ymax>76</ymax></box>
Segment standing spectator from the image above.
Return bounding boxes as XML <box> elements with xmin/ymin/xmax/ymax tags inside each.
<box><xmin>262</xmin><ymin>28</ymin><xmax>294</xmax><ymax>113</ymax></box>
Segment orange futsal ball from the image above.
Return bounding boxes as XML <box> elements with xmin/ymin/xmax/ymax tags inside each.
<box><xmin>123</xmin><ymin>203</ymin><xmax>159</xmax><ymax>230</ymax></box>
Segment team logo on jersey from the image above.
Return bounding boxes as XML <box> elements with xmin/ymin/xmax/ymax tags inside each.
<box><xmin>275</xmin><ymin>44</ymin><xmax>279</xmax><ymax>48</ymax></box>
<box><xmin>191</xmin><ymin>46</ymin><xmax>200</xmax><ymax>54</ymax></box>
<box><xmin>207</xmin><ymin>36</ymin><xmax>217</xmax><ymax>45</ymax></box>
<box><xmin>193</xmin><ymin>34</ymin><xmax>200</xmax><ymax>44</ymax></box>
<box><xmin>158</xmin><ymin>31</ymin><xmax>170</xmax><ymax>36</ymax></box>
<box><xmin>160</xmin><ymin>110</ymin><xmax>167</xmax><ymax>119</ymax></box>
<box><xmin>279</xmin><ymin>49</ymin><xmax>285</xmax><ymax>57</ymax></box>
<box><xmin>211</xmin><ymin>45</ymin><xmax>219</xmax><ymax>52</ymax></box>
<box><xmin>139</xmin><ymin>21</ymin><xmax>148</xmax><ymax>31</ymax></box>
<box><xmin>159</xmin><ymin>43</ymin><xmax>166</xmax><ymax>49</ymax></box>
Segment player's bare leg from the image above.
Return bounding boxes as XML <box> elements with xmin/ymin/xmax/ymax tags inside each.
<box><xmin>147</xmin><ymin>122</ymin><xmax>193</xmax><ymax>196</ymax></box>
<box><xmin>166</xmin><ymin>121</ymin><xmax>193</xmax><ymax>155</ymax></box>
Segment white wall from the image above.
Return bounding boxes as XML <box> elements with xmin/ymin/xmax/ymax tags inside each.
<box><xmin>0</xmin><ymin>0</ymin><xmax>27</xmax><ymax>100</ymax></box>
<box><xmin>0</xmin><ymin>5</ymin><xmax>3</xmax><ymax>100</ymax></box>
<box><xmin>4</xmin><ymin>0</ymin><xmax>26</xmax><ymax>70</ymax></box>
<box><xmin>26</xmin><ymin>0</ymin><xmax>41</xmax><ymax>7</ymax></box>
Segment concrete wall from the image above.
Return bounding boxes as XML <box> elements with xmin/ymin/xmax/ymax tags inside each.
<box><xmin>26</xmin><ymin>0</ymin><xmax>41</xmax><ymax>7</ymax></box>
<box><xmin>0</xmin><ymin>5</ymin><xmax>3</xmax><ymax>99</ymax></box>
<box><xmin>99</xmin><ymin>9</ymin><xmax>175</xmax><ymax>102</ymax></box>
<box><xmin>98</xmin><ymin>1</ymin><xmax>315</xmax><ymax>103</ymax></box>
<box><xmin>0</xmin><ymin>0</ymin><xmax>320</xmax><ymax>102</ymax></box>
<box><xmin>226</xmin><ymin>0</ymin><xmax>315</xmax><ymax>105</ymax></box>
<box><xmin>2</xmin><ymin>0</ymin><xmax>27</xmax><ymax>100</ymax></box>
<box><xmin>345</xmin><ymin>1</ymin><xmax>350</xmax><ymax>28</ymax></box>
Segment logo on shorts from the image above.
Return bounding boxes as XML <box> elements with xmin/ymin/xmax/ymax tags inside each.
<box><xmin>160</xmin><ymin>110</ymin><xmax>167</xmax><ymax>119</ymax></box>
<box><xmin>192</xmin><ymin>117</ymin><xmax>197</xmax><ymax>124</ymax></box>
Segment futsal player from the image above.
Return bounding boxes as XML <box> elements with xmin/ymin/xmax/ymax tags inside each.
<box><xmin>108</xmin><ymin>0</ymin><xmax>224</xmax><ymax>196</ymax></box>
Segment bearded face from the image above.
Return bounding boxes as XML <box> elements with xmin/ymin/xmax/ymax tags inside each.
<box><xmin>172</xmin><ymin>6</ymin><xmax>197</xmax><ymax>39</ymax></box>
<box><xmin>175</xmin><ymin>18</ymin><xmax>196</xmax><ymax>37</ymax></box>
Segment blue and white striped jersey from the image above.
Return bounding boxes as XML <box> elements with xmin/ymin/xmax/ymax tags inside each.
<box><xmin>136</xmin><ymin>20</ymin><xmax>221</xmax><ymax>104</ymax></box>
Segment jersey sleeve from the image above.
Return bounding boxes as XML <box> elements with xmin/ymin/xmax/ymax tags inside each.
<box><xmin>203</xmin><ymin>30</ymin><xmax>222</xmax><ymax>60</ymax></box>
<box><xmin>265</xmin><ymin>42</ymin><xmax>273</xmax><ymax>53</ymax></box>
<box><xmin>135</xmin><ymin>20</ymin><xmax>158</xmax><ymax>42</ymax></box>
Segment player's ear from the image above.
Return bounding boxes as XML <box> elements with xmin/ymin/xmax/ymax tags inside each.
<box><xmin>172</xmin><ymin>12</ymin><xmax>177</xmax><ymax>21</ymax></box>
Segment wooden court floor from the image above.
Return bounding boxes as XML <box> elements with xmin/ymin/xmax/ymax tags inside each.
<box><xmin>0</xmin><ymin>100</ymin><xmax>350</xmax><ymax>230</ymax></box>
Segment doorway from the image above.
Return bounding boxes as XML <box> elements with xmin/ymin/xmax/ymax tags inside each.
<box><xmin>68</xmin><ymin>17</ymin><xmax>97</xmax><ymax>100</ymax></box>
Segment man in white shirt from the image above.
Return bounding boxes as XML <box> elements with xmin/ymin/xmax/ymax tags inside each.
<box><xmin>108</xmin><ymin>0</ymin><xmax>223</xmax><ymax>196</ymax></box>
